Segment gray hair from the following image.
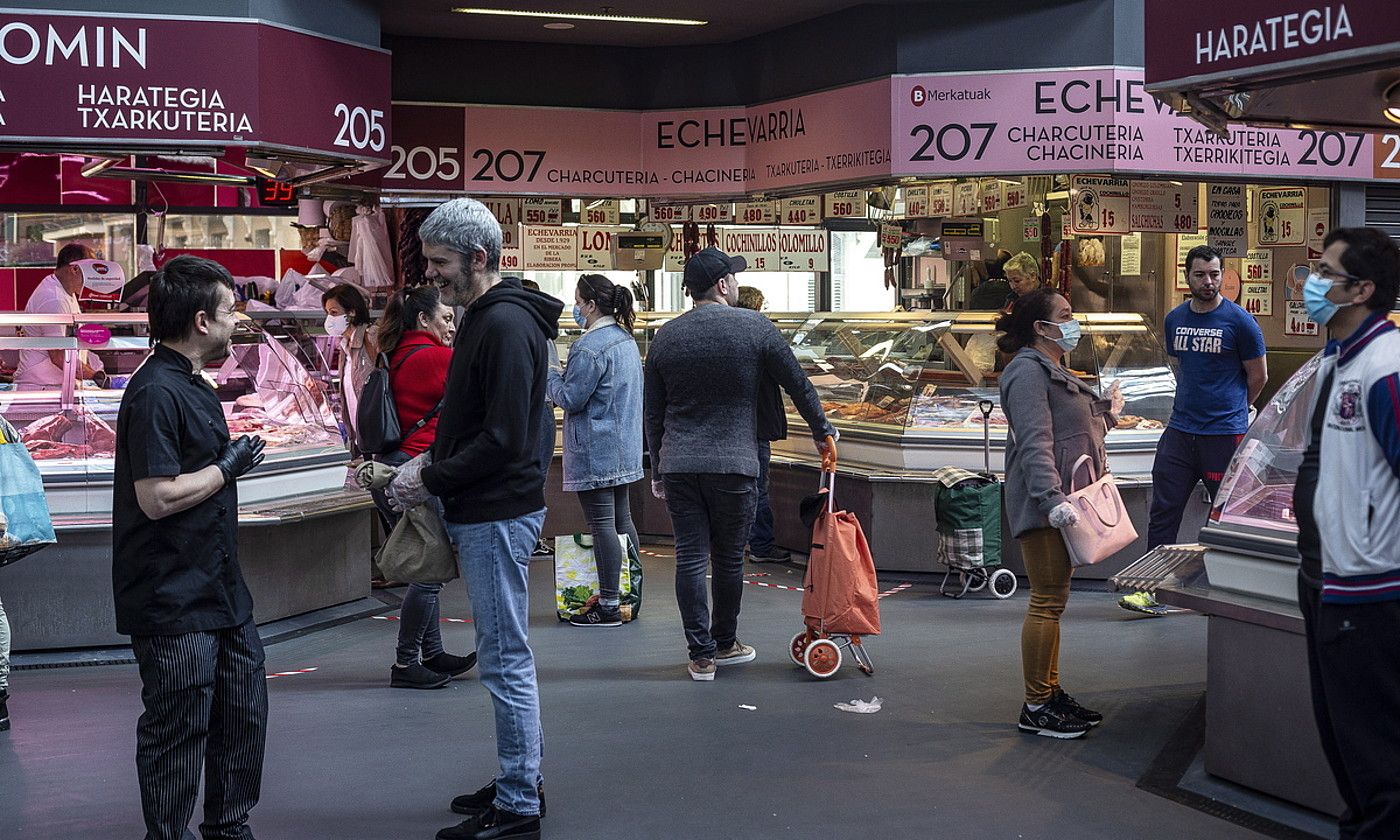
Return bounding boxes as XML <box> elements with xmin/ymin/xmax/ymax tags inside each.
<box><xmin>419</xmin><ymin>198</ymin><xmax>502</xmax><ymax>273</ymax></box>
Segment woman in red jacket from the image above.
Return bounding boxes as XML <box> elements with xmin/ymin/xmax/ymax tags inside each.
<box><xmin>371</xmin><ymin>286</ymin><xmax>476</xmax><ymax>689</ymax></box>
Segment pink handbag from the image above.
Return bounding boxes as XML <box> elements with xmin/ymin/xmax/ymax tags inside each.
<box><xmin>1060</xmin><ymin>455</ymin><xmax>1138</xmax><ymax>567</ymax></box>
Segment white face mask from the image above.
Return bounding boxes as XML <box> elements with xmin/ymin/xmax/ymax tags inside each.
<box><xmin>324</xmin><ymin>314</ymin><xmax>349</xmax><ymax>337</ymax></box>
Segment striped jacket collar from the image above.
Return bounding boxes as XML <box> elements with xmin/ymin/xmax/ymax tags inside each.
<box><xmin>1325</xmin><ymin>311</ymin><xmax>1395</xmax><ymax>367</ymax></box>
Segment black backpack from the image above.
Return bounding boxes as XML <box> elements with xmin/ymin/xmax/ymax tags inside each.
<box><xmin>355</xmin><ymin>347</ymin><xmax>444</xmax><ymax>455</ymax></box>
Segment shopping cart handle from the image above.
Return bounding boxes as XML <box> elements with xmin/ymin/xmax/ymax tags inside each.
<box><xmin>820</xmin><ymin>435</ymin><xmax>838</xmax><ymax>472</ymax></box>
<box><xmin>977</xmin><ymin>400</ymin><xmax>994</xmax><ymax>418</ymax></box>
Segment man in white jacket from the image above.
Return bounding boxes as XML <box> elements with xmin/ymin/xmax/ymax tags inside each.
<box><xmin>1293</xmin><ymin>226</ymin><xmax>1400</xmax><ymax>840</ymax></box>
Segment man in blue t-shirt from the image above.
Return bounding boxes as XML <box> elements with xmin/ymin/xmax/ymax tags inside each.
<box><xmin>1148</xmin><ymin>244</ymin><xmax>1268</xmax><ymax>554</ymax></box>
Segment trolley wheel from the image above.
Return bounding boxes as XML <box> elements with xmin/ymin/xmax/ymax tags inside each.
<box><xmin>965</xmin><ymin>570</ymin><xmax>988</xmax><ymax>593</ymax></box>
<box><xmin>789</xmin><ymin>631</ymin><xmax>810</xmax><ymax>666</ymax></box>
<box><xmin>990</xmin><ymin>568</ymin><xmax>1018</xmax><ymax>599</ymax></box>
<box><xmin>803</xmin><ymin>638</ymin><xmax>842</xmax><ymax>679</ymax></box>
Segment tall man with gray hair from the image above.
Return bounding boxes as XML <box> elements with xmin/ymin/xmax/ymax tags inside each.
<box><xmin>386</xmin><ymin>198</ymin><xmax>562</xmax><ymax>840</ymax></box>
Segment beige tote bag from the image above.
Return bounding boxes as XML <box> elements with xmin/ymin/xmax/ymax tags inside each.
<box><xmin>1060</xmin><ymin>455</ymin><xmax>1138</xmax><ymax>567</ymax></box>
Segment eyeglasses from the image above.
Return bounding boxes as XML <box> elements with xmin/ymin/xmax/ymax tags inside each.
<box><xmin>1313</xmin><ymin>262</ymin><xmax>1364</xmax><ymax>284</ymax></box>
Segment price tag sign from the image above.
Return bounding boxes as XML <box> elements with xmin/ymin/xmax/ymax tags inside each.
<box><xmin>1242</xmin><ymin>249</ymin><xmax>1273</xmax><ymax>283</ymax></box>
<box><xmin>1023</xmin><ymin>217</ymin><xmax>1042</xmax><ymax>242</ymax></box>
<box><xmin>1003</xmin><ymin>178</ymin><xmax>1028</xmax><ymax>210</ymax></box>
<box><xmin>483</xmin><ymin>199</ymin><xmax>523</xmax><ymax>251</ymax></box>
<box><xmin>576</xmin><ymin>226</ymin><xmax>625</xmax><ymax>270</ymax></box>
<box><xmin>664</xmin><ymin>227</ymin><xmax>687</xmax><ymax>273</ymax></box>
<box><xmin>1070</xmin><ymin>176</ymin><xmax>1130</xmax><ymax>235</ymax></box>
<box><xmin>523</xmin><ymin>198</ymin><xmax>564</xmax><ymax>226</ymax></box>
<box><xmin>779</xmin><ymin>196</ymin><xmax>821</xmax><ymax>225</ymax></box>
<box><xmin>779</xmin><ymin>229</ymin><xmax>831</xmax><ymax>271</ymax></box>
<box><xmin>648</xmin><ymin>203</ymin><xmax>689</xmax><ymax>223</ymax></box>
<box><xmin>979</xmin><ymin>179</ymin><xmax>1004</xmax><ymax>213</ymax></box>
<box><xmin>954</xmin><ymin>181</ymin><xmax>980</xmax><ymax>216</ymax></box>
<box><xmin>736</xmin><ymin>201</ymin><xmax>778</xmax><ymax>225</ymax></box>
<box><xmin>690</xmin><ymin>203</ymin><xmax>733</xmax><ymax>223</ymax></box>
<box><xmin>1175</xmin><ymin>232</ymin><xmax>1209</xmax><ymax>290</ymax></box>
<box><xmin>1285</xmin><ymin>300</ymin><xmax>1320</xmax><ymax>336</ymax></box>
<box><xmin>1257</xmin><ymin>187</ymin><xmax>1306</xmax><ymax>246</ymax></box>
<box><xmin>499</xmin><ymin>246</ymin><xmax>524</xmax><ymax>273</ymax></box>
<box><xmin>880</xmin><ymin>222</ymin><xmax>903</xmax><ymax>250</ymax></box>
<box><xmin>928</xmin><ymin>182</ymin><xmax>954</xmax><ymax>217</ymax></box>
<box><xmin>903</xmin><ymin>185</ymin><xmax>930</xmax><ymax>218</ymax></box>
<box><xmin>522</xmin><ymin>225</ymin><xmax>577</xmax><ymax>270</ymax></box>
<box><xmin>1241</xmin><ymin>283</ymin><xmax>1273</xmax><ymax>316</ymax></box>
<box><xmin>721</xmin><ymin>227</ymin><xmax>781</xmax><ymax>271</ymax></box>
<box><xmin>1206</xmin><ymin>184</ymin><xmax>1247</xmax><ymax>257</ymax></box>
<box><xmin>823</xmin><ymin>191</ymin><xmax>867</xmax><ymax>219</ymax></box>
<box><xmin>1129</xmin><ymin>181</ymin><xmax>1199</xmax><ymax>233</ymax></box>
<box><xmin>580</xmin><ymin>200</ymin><xmax>621</xmax><ymax>226</ymax></box>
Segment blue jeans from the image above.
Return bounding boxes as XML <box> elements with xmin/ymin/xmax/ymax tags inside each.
<box><xmin>445</xmin><ymin>509</ymin><xmax>547</xmax><ymax>817</ymax></box>
<box><xmin>747</xmin><ymin>440</ymin><xmax>776</xmax><ymax>554</ymax></box>
<box><xmin>664</xmin><ymin>474</ymin><xmax>758</xmax><ymax>661</ymax></box>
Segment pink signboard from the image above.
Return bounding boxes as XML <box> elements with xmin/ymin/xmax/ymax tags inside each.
<box><xmin>891</xmin><ymin>67</ymin><xmax>1386</xmax><ymax>182</ymax></box>
<box><xmin>0</xmin><ymin>11</ymin><xmax>391</xmax><ymax>161</ymax></box>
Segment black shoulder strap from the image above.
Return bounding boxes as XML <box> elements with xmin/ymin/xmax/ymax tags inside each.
<box><xmin>387</xmin><ymin>344</ymin><xmax>443</xmax><ymax>434</ymax></box>
<box><xmin>388</xmin><ymin>345</ymin><xmax>429</xmax><ymax>373</ymax></box>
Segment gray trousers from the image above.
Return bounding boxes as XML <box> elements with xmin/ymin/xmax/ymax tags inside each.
<box><xmin>130</xmin><ymin>619</ymin><xmax>268</xmax><ymax>840</ymax></box>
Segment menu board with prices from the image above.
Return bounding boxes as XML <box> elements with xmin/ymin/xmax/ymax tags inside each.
<box><xmin>1206</xmin><ymin>184</ymin><xmax>1247</xmax><ymax>257</ymax></box>
<box><xmin>902</xmin><ymin>185</ymin><xmax>930</xmax><ymax>218</ymax></box>
<box><xmin>735</xmin><ymin>201</ymin><xmax>778</xmax><ymax>225</ymax></box>
<box><xmin>1129</xmin><ymin>181</ymin><xmax>1199</xmax><ymax>233</ymax></box>
<box><xmin>1257</xmin><ymin>188</ymin><xmax>1306</xmax><ymax>246</ymax></box>
<box><xmin>779</xmin><ymin>196</ymin><xmax>822</xmax><ymax>225</ymax></box>
<box><xmin>1069</xmin><ymin>176</ymin><xmax>1130</xmax><ymax>235</ymax></box>
<box><xmin>954</xmin><ymin>181</ymin><xmax>980</xmax><ymax>216</ymax></box>
<box><xmin>523</xmin><ymin>198</ymin><xmax>564</xmax><ymax>226</ymax></box>
<box><xmin>824</xmin><ymin>191</ymin><xmax>867</xmax><ymax>219</ymax></box>
<box><xmin>580</xmin><ymin>200</ymin><xmax>621</xmax><ymax>226</ymax></box>
<box><xmin>978</xmin><ymin>179</ymin><xmax>1003</xmax><ymax>213</ymax></box>
<box><xmin>522</xmin><ymin>225</ymin><xmax>578</xmax><ymax>270</ymax></box>
<box><xmin>691</xmin><ymin>203</ymin><xmax>733</xmax><ymax>223</ymax></box>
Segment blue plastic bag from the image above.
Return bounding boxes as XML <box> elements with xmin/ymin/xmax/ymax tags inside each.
<box><xmin>0</xmin><ymin>415</ymin><xmax>56</xmax><ymax>566</ymax></box>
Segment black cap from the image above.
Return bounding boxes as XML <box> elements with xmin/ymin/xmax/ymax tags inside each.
<box><xmin>683</xmin><ymin>247</ymin><xmax>747</xmax><ymax>296</ymax></box>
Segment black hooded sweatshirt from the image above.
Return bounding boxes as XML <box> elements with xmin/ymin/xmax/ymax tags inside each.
<box><xmin>422</xmin><ymin>278</ymin><xmax>563</xmax><ymax>523</ymax></box>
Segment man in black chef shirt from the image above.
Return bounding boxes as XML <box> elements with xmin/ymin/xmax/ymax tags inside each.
<box><xmin>113</xmin><ymin>255</ymin><xmax>269</xmax><ymax>840</ymax></box>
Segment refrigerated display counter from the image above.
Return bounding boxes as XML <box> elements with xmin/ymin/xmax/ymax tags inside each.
<box><xmin>0</xmin><ymin>312</ymin><xmax>374</xmax><ymax>650</ymax></box>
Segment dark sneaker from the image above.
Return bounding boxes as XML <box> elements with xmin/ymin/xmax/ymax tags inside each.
<box><xmin>688</xmin><ymin>658</ymin><xmax>716</xmax><ymax>681</ymax></box>
<box><xmin>451</xmin><ymin>778</ymin><xmax>546</xmax><ymax>817</ymax></box>
<box><xmin>714</xmin><ymin>640</ymin><xmax>756</xmax><ymax>666</ymax></box>
<box><xmin>1018</xmin><ymin>703</ymin><xmax>1091</xmax><ymax>739</ymax></box>
<box><xmin>748</xmin><ymin>547</ymin><xmax>792</xmax><ymax>563</ymax></box>
<box><xmin>437</xmin><ymin>804</ymin><xmax>541</xmax><ymax>840</ymax></box>
<box><xmin>390</xmin><ymin>662</ymin><xmax>451</xmax><ymax>690</ymax></box>
<box><xmin>0</xmin><ymin>691</ymin><xmax>9</xmax><ymax>732</ymax></box>
<box><xmin>568</xmin><ymin>603</ymin><xmax>622</xmax><ymax>627</ymax></box>
<box><xmin>423</xmin><ymin>651</ymin><xmax>478</xmax><ymax>678</ymax></box>
<box><xmin>1051</xmin><ymin>688</ymin><xmax>1102</xmax><ymax>727</ymax></box>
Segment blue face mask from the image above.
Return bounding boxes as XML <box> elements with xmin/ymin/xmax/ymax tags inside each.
<box><xmin>572</xmin><ymin>304</ymin><xmax>587</xmax><ymax>328</ymax></box>
<box><xmin>1303</xmin><ymin>272</ymin><xmax>1344</xmax><ymax>325</ymax></box>
<box><xmin>1039</xmin><ymin>318</ymin><xmax>1082</xmax><ymax>352</ymax></box>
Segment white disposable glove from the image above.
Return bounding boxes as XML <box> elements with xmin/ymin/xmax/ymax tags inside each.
<box><xmin>651</xmin><ymin>479</ymin><xmax>667</xmax><ymax>500</ymax></box>
<box><xmin>1248</xmin><ymin>405</ymin><xmax>1258</xmax><ymax>425</ymax></box>
<box><xmin>386</xmin><ymin>451</ymin><xmax>433</xmax><ymax>512</ymax></box>
<box><xmin>1048</xmin><ymin>502</ymin><xmax>1080</xmax><ymax>529</ymax></box>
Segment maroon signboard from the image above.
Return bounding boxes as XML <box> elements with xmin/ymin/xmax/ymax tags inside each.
<box><xmin>1145</xmin><ymin>0</ymin><xmax>1400</xmax><ymax>88</ymax></box>
<box><xmin>0</xmin><ymin>11</ymin><xmax>390</xmax><ymax>162</ymax></box>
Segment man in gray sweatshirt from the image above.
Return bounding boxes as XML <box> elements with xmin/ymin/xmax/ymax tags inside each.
<box><xmin>645</xmin><ymin>247</ymin><xmax>836</xmax><ymax>681</ymax></box>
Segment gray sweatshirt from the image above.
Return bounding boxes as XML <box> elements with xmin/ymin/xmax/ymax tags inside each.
<box><xmin>644</xmin><ymin>304</ymin><xmax>834</xmax><ymax>477</ymax></box>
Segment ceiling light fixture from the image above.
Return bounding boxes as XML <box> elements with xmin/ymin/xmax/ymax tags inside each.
<box><xmin>543</xmin><ymin>21</ymin><xmax>575</xmax><ymax>29</ymax></box>
<box><xmin>452</xmin><ymin>7</ymin><xmax>708</xmax><ymax>26</ymax></box>
<box><xmin>1384</xmin><ymin>80</ymin><xmax>1400</xmax><ymax>125</ymax></box>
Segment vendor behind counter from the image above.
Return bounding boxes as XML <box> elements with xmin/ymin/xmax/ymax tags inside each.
<box><xmin>15</xmin><ymin>243</ymin><xmax>107</xmax><ymax>390</ymax></box>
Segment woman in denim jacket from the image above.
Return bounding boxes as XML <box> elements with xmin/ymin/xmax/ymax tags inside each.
<box><xmin>547</xmin><ymin>274</ymin><xmax>644</xmax><ymax>627</ymax></box>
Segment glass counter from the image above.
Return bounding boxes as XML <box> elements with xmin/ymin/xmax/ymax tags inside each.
<box><xmin>0</xmin><ymin>312</ymin><xmax>347</xmax><ymax>522</ymax></box>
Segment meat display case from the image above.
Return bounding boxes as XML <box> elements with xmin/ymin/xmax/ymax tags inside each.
<box><xmin>0</xmin><ymin>312</ymin><xmax>374</xmax><ymax>650</ymax></box>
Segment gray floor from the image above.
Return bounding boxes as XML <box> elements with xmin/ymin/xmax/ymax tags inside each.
<box><xmin>1</xmin><ymin>549</ymin><xmax>1312</xmax><ymax>839</ymax></box>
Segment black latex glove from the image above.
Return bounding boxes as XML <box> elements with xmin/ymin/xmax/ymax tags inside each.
<box><xmin>215</xmin><ymin>435</ymin><xmax>266</xmax><ymax>484</ymax></box>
